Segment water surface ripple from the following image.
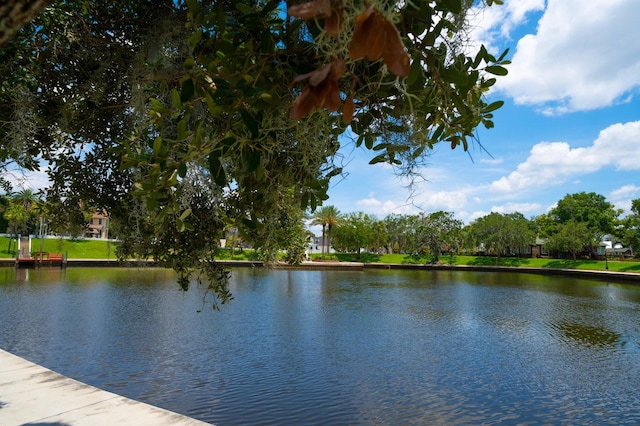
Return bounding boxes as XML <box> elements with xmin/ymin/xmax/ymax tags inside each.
<box><xmin>1</xmin><ymin>267</ymin><xmax>640</xmax><ymax>424</ymax></box>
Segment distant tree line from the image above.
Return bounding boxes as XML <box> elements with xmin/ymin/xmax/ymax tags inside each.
<box><xmin>312</xmin><ymin>191</ymin><xmax>640</xmax><ymax>262</ymax></box>
<box><xmin>5</xmin><ymin>189</ymin><xmax>639</xmax><ymax>265</ymax></box>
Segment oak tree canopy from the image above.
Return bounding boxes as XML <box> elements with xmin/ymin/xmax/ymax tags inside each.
<box><xmin>0</xmin><ymin>0</ymin><xmax>508</xmax><ymax>299</ymax></box>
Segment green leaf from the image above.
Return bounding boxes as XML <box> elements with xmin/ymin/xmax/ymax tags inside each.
<box><xmin>236</xmin><ymin>3</ymin><xmax>253</xmax><ymax>14</ymax></box>
<box><xmin>260</xmin><ymin>0</ymin><xmax>280</xmax><ymax>16</ymax></box>
<box><xmin>497</xmin><ymin>48</ymin><xmax>510</xmax><ymax>62</ymax></box>
<box><xmin>242</xmin><ymin>218</ymin><xmax>257</xmax><ymax>230</ymax></box>
<box><xmin>259</xmin><ymin>92</ymin><xmax>276</xmax><ymax>104</ymax></box>
<box><xmin>184</xmin><ymin>57</ymin><xmax>195</xmax><ymax>70</ymax></box>
<box><xmin>473</xmin><ymin>45</ymin><xmax>487</xmax><ymax>68</ymax></box>
<box><xmin>310</xmin><ymin>192</ymin><xmax>317</xmax><ymax>212</ymax></box>
<box><xmin>177</xmin><ymin>118</ymin><xmax>188</xmax><ymax>140</ymax></box>
<box><xmin>365</xmin><ymin>135</ymin><xmax>374</xmax><ymax>150</ymax></box>
<box><xmin>152</xmin><ymin>137</ymin><xmax>163</xmax><ymax>156</ymax></box>
<box><xmin>441</xmin><ymin>0</ymin><xmax>462</xmax><ymax>14</ymax></box>
<box><xmin>187</xmin><ymin>30</ymin><xmax>202</xmax><ymax>50</ymax></box>
<box><xmin>369</xmin><ymin>154</ymin><xmax>386</xmax><ymax>164</ymax></box>
<box><xmin>244</xmin><ymin>148</ymin><xmax>261</xmax><ymax>172</ymax></box>
<box><xmin>179</xmin><ymin>208</ymin><xmax>192</xmax><ymax>221</ymax></box>
<box><xmin>180</xmin><ymin>78</ymin><xmax>195</xmax><ymax>102</ymax></box>
<box><xmin>171</xmin><ymin>90</ymin><xmax>181</xmax><ymax>109</ymax></box>
<box><xmin>186</xmin><ymin>0</ymin><xmax>202</xmax><ymax>17</ymax></box>
<box><xmin>406</xmin><ymin>60</ymin><xmax>423</xmax><ymax>86</ymax></box>
<box><xmin>240</xmin><ymin>109</ymin><xmax>259</xmax><ymax>138</ymax></box>
<box><xmin>486</xmin><ymin>65</ymin><xmax>508</xmax><ymax>76</ymax></box>
<box><xmin>149</xmin><ymin>98</ymin><xmax>168</xmax><ymax>115</ymax></box>
<box><xmin>483</xmin><ymin>100</ymin><xmax>504</xmax><ymax>113</ymax></box>
<box><xmin>178</xmin><ymin>162</ymin><xmax>187</xmax><ymax>178</ymax></box>
<box><xmin>208</xmin><ymin>153</ymin><xmax>227</xmax><ymax>187</ymax></box>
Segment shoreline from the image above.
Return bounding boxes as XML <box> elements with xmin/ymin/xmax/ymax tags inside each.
<box><xmin>1</xmin><ymin>257</ymin><xmax>639</xmax><ymax>284</ymax></box>
<box><xmin>0</xmin><ymin>349</ymin><xmax>211</xmax><ymax>425</ymax></box>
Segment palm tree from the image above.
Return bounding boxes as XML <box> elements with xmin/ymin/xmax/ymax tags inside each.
<box><xmin>311</xmin><ymin>205</ymin><xmax>341</xmax><ymax>256</ymax></box>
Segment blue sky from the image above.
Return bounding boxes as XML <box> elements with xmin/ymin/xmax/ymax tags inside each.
<box><xmin>326</xmin><ymin>0</ymin><xmax>640</xmax><ymax>225</ymax></box>
<box><xmin>8</xmin><ymin>0</ymin><xmax>639</xmax><ymax>230</ymax></box>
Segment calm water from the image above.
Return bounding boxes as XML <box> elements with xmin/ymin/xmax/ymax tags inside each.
<box><xmin>1</xmin><ymin>267</ymin><xmax>640</xmax><ymax>425</ymax></box>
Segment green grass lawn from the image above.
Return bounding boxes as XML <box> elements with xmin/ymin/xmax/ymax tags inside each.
<box><xmin>318</xmin><ymin>252</ymin><xmax>640</xmax><ymax>273</ymax></box>
<box><xmin>2</xmin><ymin>235</ymin><xmax>638</xmax><ymax>273</ymax></box>
<box><xmin>0</xmin><ymin>236</ymin><xmax>119</xmax><ymax>259</ymax></box>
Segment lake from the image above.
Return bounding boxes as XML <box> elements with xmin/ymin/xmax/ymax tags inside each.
<box><xmin>1</xmin><ymin>267</ymin><xmax>640</xmax><ymax>424</ymax></box>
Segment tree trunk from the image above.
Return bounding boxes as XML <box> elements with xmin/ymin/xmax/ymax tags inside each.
<box><xmin>0</xmin><ymin>0</ymin><xmax>53</xmax><ymax>46</ymax></box>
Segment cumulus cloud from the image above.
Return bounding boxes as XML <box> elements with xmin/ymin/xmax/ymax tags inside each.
<box><xmin>490</xmin><ymin>120</ymin><xmax>640</xmax><ymax>193</ymax></box>
<box><xmin>5</xmin><ymin>166</ymin><xmax>50</xmax><ymax>192</ymax></box>
<box><xmin>491</xmin><ymin>202</ymin><xmax>542</xmax><ymax>214</ymax></box>
<box><xmin>610</xmin><ymin>184</ymin><xmax>640</xmax><ymax>200</ymax></box>
<box><xmin>355</xmin><ymin>197</ymin><xmax>416</xmax><ymax>217</ymax></box>
<box><xmin>479</xmin><ymin>157</ymin><xmax>504</xmax><ymax>165</ymax></box>
<box><xmin>495</xmin><ymin>0</ymin><xmax>640</xmax><ymax>113</ymax></box>
<box><xmin>609</xmin><ymin>184</ymin><xmax>640</xmax><ymax>214</ymax></box>
<box><xmin>353</xmin><ymin>187</ymin><xmax>472</xmax><ymax>218</ymax></box>
<box><xmin>469</xmin><ymin>0</ymin><xmax>544</xmax><ymax>50</ymax></box>
<box><xmin>413</xmin><ymin>190</ymin><xmax>469</xmax><ymax>212</ymax></box>
<box><xmin>467</xmin><ymin>210</ymin><xmax>490</xmax><ymax>223</ymax></box>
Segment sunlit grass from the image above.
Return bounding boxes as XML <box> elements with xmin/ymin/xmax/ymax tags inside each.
<box><xmin>1</xmin><ymin>236</ymin><xmax>638</xmax><ymax>273</ymax></box>
<box><xmin>0</xmin><ymin>236</ymin><xmax>119</xmax><ymax>259</ymax></box>
<box><xmin>315</xmin><ymin>252</ymin><xmax>640</xmax><ymax>273</ymax></box>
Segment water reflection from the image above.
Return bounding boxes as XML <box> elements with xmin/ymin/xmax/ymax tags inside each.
<box><xmin>549</xmin><ymin>321</ymin><xmax>622</xmax><ymax>347</ymax></box>
<box><xmin>1</xmin><ymin>267</ymin><xmax>640</xmax><ymax>425</ymax></box>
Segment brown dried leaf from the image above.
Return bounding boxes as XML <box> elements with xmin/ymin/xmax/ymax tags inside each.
<box><xmin>291</xmin><ymin>85</ymin><xmax>322</xmax><ymax>120</ymax></box>
<box><xmin>287</xmin><ymin>0</ymin><xmax>331</xmax><ymax>19</ymax></box>
<box><xmin>323</xmin><ymin>80</ymin><xmax>341</xmax><ymax>111</ymax></box>
<box><xmin>290</xmin><ymin>70</ymin><xmax>317</xmax><ymax>88</ymax></box>
<box><xmin>325</xmin><ymin>12</ymin><xmax>340</xmax><ymax>36</ymax></box>
<box><xmin>329</xmin><ymin>58</ymin><xmax>346</xmax><ymax>80</ymax></box>
<box><xmin>355</xmin><ymin>3</ymin><xmax>375</xmax><ymax>24</ymax></box>
<box><xmin>309</xmin><ymin>62</ymin><xmax>333</xmax><ymax>87</ymax></box>
<box><xmin>382</xmin><ymin>20</ymin><xmax>410</xmax><ymax>77</ymax></box>
<box><xmin>349</xmin><ymin>4</ymin><xmax>376</xmax><ymax>60</ymax></box>
<box><xmin>364</xmin><ymin>12</ymin><xmax>386</xmax><ymax>61</ymax></box>
<box><xmin>343</xmin><ymin>95</ymin><xmax>355</xmax><ymax>123</ymax></box>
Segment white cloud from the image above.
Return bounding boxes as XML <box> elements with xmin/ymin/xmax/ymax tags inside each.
<box><xmin>490</xmin><ymin>120</ymin><xmax>640</xmax><ymax>193</ymax></box>
<box><xmin>497</xmin><ymin>0</ymin><xmax>640</xmax><ymax>113</ymax></box>
<box><xmin>609</xmin><ymin>184</ymin><xmax>640</xmax><ymax>214</ymax></box>
<box><xmin>467</xmin><ymin>210</ymin><xmax>490</xmax><ymax>223</ymax></box>
<box><xmin>355</xmin><ymin>197</ymin><xmax>416</xmax><ymax>217</ymax></box>
<box><xmin>468</xmin><ymin>0</ymin><xmax>544</xmax><ymax>52</ymax></box>
<box><xmin>5</xmin><ymin>167</ymin><xmax>50</xmax><ymax>193</ymax></box>
<box><xmin>356</xmin><ymin>198</ymin><xmax>381</xmax><ymax>210</ymax></box>
<box><xmin>610</xmin><ymin>184</ymin><xmax>640</xmax><ymax>200</ymax></box>
<box><xmin>491</xmin><ymin>202</ymin><xmax>542</xmax><ymax>214</ymax></box>
<box><xmin>413</xmin><ymin>190</ymin><xmax>469</xmax><ymax>212</ymax></box>
<box><xmin>479</xmin><ymin>157</ymin><xmax>504</xmax><ymax>165</ymax></box>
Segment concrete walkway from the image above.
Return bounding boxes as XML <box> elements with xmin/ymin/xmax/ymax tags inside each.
<box><xmin>0</xmin><ymin>349</ymin><xmax>211</xmax><ymax>425</ymax></box>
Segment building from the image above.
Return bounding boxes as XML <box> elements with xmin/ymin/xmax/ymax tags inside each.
<box><xmin>308</xmin><ymin>235</ymin><xmax>331</xmax><ymax>254</ymax></box>
<box><xmin>86</xmin><ymin>211</ymin><xmax>109</xmax><ymax>239</ymax></box>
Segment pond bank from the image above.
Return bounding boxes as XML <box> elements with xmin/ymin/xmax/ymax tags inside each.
<box><xmin>1</xmin><ymin>258</ymin><xmax>639</xmax><ymax>284</ymax></box>
<box><xmin>0</xmin><ymin>349</ymin><xmax>210</xmax><ymax>425</ymax></box>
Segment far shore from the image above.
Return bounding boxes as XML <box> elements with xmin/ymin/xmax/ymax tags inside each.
<box><xmin>1</xmin><ymin>257</ymin><xmax>639</xmax><ymax>285</ymax></box>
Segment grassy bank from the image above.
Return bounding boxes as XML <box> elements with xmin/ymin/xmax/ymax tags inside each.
<box><xmin>0</xmin><ymin>237</ymin><xmax>256</xmax><ymax>261</ymax></box>
<box><xmin>0</xmin><ymin>236</ymin><xmax>119</xmax><ymax>259</ymax></box>
<box><xmin>2</xmin><ymin>236</ymin><xmax>638</xmax><ymax>273</ymax></box>
<box><xmin>320</xmin><ymin>252</ymin><xmax>640</xmax><ymax>273</ymax></box>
